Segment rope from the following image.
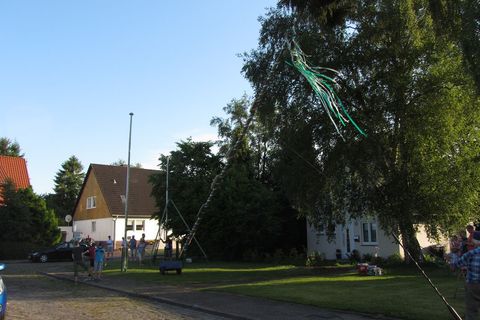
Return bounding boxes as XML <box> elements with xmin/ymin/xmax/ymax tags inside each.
<box><xmin>391</xmin><ymin>233</ymin><xmax>463</xmax><ymax>320</ymax></box>
<box><xmin>179</xmin><ymin>103</ymin><xmax>258</xmax><ymax>258</ymax></box>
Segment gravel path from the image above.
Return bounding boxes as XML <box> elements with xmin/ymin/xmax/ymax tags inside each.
<box><xmin>2</xmin><ymin>261</ymin><xmax>227</xmax><ymax>320</ymax></box>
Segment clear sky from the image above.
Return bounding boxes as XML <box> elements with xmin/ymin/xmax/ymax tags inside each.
<box><xmin>0</xmin><ymin>1</ymin><xmax>276</xmax><ymax>195</ymax></box>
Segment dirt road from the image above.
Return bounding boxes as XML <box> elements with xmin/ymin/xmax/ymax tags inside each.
<box><xmin>2</xmin><ymin>261</ymin><xmax>227</xmax><ymax>320</ymax></box>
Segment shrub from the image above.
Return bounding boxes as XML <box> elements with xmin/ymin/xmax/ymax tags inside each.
<box><xmin>348</xmin><ymin>249</ymin><xmax>361</xmax><ymax>263</ymax></box>
<box><xmin>306</xmin><ymin>251</ymin><xmax>326</xmax><ymax>267</ymax></box>
<box><xmin>0</xmin><ymin>241</ymin><xmax>38</xmax><ymax>260</ymax></box>
<box><xmin>362</xmin><ymin>253</ymin><xmax>373</xmax><ymax>263</ymax></box>
<box><xmin>273</xmin><ymin>249</ymin><xmax>286</xmax><ymax>263</ymax></box>
<box><xmin>385</xmin><ymin>253</ymin><xmax>404</xmax><ymax>266</ymax></box>
<box><xmin>370</xmin><ymin>256</ymin><xmax>386</xmax><ymax>266</ymax></box>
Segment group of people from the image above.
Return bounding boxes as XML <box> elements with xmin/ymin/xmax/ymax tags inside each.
<box><xmin>72</xmin><ymin>239</ymin><xmax>106</xmax><ymax>283</ymax></box>
<box><xmin>449</xmin><ymin>224</ymin><xmax>480</xmax><ymax>320</ymax></box>
<box><xmin>72</xmin><ymin>235</ymin><xmax>116</xmax><ymax>283</ymax></box>
<box><xmin>121</xmin><ymin>233</ymin><xmax>148</xmax><ymax>264</ymax></box>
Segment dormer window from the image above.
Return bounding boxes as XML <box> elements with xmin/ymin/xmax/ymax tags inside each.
<box><xmin>86</xmin><ymin>196</ymin><xmax>96</xmax><ymax>209</ymax></box>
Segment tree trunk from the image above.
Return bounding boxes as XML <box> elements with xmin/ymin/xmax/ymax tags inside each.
<box><xmin>399</xmin><ymin>223</ymin><xmax>423</xmax><ymax>264</ymax></box>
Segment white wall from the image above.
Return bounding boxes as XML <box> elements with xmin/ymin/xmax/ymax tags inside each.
<box><xmin>73</xmin><ymin>217</ymin><xmax>162</xmax><ymax>245</ymax></box>
<box><xmin>307</xmin><ymin>218</ymin><xmax>449</xmax><ymax>260</ymax></box>
<box><xmin>307</xmin><ymin>218</ymin><xmax>402</xmax><ymax>259</ymax></box>
<box><xmin>59</xmin><ymin>226</ymin><xmax>74</xmax><ymax>242</ymax></box>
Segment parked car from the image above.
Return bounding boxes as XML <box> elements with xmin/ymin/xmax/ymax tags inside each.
<box><xmin>29</xmin><ymin>242</ymin><xmax>87</xmax><ymax>263</ymax></box>
<box><xmin>0</xmin><ymin>263</ymin><xmax>6</xmax><ymax>320</ymax></box>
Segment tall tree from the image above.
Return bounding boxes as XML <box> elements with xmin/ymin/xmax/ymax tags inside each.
<box><xmin>0</xmin><ymin>137</ymin><xmax>23</xmax><ymax>157</ymax></box>
<box><xmin>51</xmin><ymin>156</ymin><xmax>85</xmax><ymax>222</ymax></box>
<box><xmin>150</xmin><ymin>134</ymin><xmax>304</xmax><ymax>260</ymax></box>
<box><xmin>0</xmin><ymin>180</ymin><xmax>61</xmax><ymax>246</ymax></box>
<box><xmin>243</xmin><ymin>0</ymin><xmax>480</xmax><ymax>258</ymax></box>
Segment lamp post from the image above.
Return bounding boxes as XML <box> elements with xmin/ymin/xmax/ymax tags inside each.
<box><xmin>121</xmin><ymin>112</ymin><xmax>134</xmax><ymax>272</ymax></box>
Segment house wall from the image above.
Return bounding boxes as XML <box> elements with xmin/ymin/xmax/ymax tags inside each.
<box><xmin>73</xmin><ymin>217</ymin><xmax>162</xmax><ymax>246</ymax></box>
<box><xmin>307</xmin><ymin>218</ymin><xmax>448</xmax><ymax>260</ymax></box>
<box><xmin>59</xmin><ymin>226</ymin><xmax>73</xmax><ymax>242</ymax></box>
<box><xmin>73</xmin><ymin>173</ymin><xmax>111</xmax><ymax>221</ymax></box>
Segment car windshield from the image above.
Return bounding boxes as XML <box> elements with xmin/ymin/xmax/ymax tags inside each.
<box><xmin>56</xmin><ymin>243</ymin><xmax>68</xmax><ymax>249</ymax></box>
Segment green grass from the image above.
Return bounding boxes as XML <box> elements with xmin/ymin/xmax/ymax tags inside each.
<box><xmin>103</xmin><ymin>260</ymin><xmax>465</xmax><ymax>320</ymax></box>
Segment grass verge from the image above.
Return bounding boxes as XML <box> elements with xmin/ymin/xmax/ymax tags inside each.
<box><xmin>103</xmin><ymin>260</ymin><xmax>465</xmax><ymax>320</ymax></box>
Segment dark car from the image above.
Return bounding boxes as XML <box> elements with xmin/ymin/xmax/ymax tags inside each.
<box><xmin>0</xmin><ymin>263</ymin><xmax>6</xmax><ymax>320</ymax></box>
<box><xmin>29</xmin><ymin>242</ymin><xmax>86</xmax><ymax>263</ymax></box>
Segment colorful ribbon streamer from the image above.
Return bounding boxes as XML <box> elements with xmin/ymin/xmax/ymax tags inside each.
<box><xmin>288</xmin><ymin>41</ymin><xmax>366</xmax><ymax>139</ymax></box>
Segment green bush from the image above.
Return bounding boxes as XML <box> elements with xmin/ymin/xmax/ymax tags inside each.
<box><xmin>306</xmin><ymin>251</ymin><xmax>326</xmax><ymax>267</ymax></box>
<box><xmin>370</xmin><ymin>256</ymin><xmax>386</xmax><ymax>266</ymax></box>
<box><xmin>0</xmin><ymin>241</ymin><xmax>39</xmax><ymax>260</ymax></box>
<box><xmin>362</xmin><ymin>253</ymin><xmax>373</xmax><ymax>262</ymax></box>
<box><xmin>385</xmin><ymin>253</ymin><xmax>404</xmax><ymax>266</ymax></box>
<box><xmin>348</xmin><ymin>249</ymin><xmax>361</xmax><ymax>263</ymax></box>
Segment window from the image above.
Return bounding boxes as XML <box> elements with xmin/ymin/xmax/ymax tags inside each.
<box><xmin>91</xmin><ymin>221</ymin><xmax>96</xmax><ymax>232</ymax></box>
<box><xmin>362</xmin><ymin>222</ymin><xmax>378</xmax><ymax>244</ymax></box>
<box><xmin>126</xmin><ymin>220</ymin><xmax>134</xmax><ymax>231</ymax></box>
<box><xmin>136</xmin><ymin>220</ymin><xmax>145</xmax><ymax>231</ymax></box>
<box><xmin>86</xmin><ymin>196</ymin><xmax>96</xmax><ymax>209</ymax></box>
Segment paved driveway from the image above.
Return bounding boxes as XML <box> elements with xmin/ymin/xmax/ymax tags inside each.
<box><xmin>1</xmin><ymin>261</ymin><xmax>227</xmax><ymax>320</ymax></box>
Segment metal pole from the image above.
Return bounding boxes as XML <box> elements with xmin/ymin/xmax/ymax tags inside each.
<box><xmin>121</xmin><ymin>112</ymin><xmax>134</xmax><ymax>272</ymax></box>
<box><xmin>165</xmin><ymin>156</ymin><xmax>169</xmax><ymax>240</ymax></box>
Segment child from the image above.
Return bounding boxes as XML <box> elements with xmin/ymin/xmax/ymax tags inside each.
<box><xmin>94</xmin><ymin>243</ymin><xmax>106</xmax><ymax>280</ymax></box>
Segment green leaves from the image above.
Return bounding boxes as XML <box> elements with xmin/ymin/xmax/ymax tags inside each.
<box><xmin>243</xmin><ymin>0</ymin><xmax>480</xmax><ymax>243</ymax></box>
<box><xmin>0</xmin><ymin>181</ymin><xmax>61</xmax><ymax>246</ymax></box>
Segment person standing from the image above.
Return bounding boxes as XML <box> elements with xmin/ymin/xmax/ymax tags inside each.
<box><xmin>137</xmin><ymin>234</ymin><xmax>147</xmax><ymax>265</ymax></box>
<box><xmin>94</xmin><ymin>243</ymin><xmax>106</xmax><ymax>280</ymax></box>
<box><xmin>106</xmin><ymin>235</ymin><xmax>114</xmax><ymax>262</ymax></box>
<box><xmin>454</xmin><ymin>231</ymin><xmax>480</xmax><ymax>319</ymax></box>
<box><xmin>86</xmin><ymin>242</ymin><xmax>96</xmax><ymax>279</ymax></box>
<box><xmin>467</xmin><ymin>225</ymin><xmax>476</xmax><ymax>252</ymax></box>
<box><xmin>164</xmin><ymin>236</ymin><xmax>173</xmax><ymax>258</ymax></box>
<box><xmin>72</xmin><ymin>241</ymin><xmax>87</xmax><ymax>284</ymax></box>
<box><xmin>129</xmin><ymin>235</ymin><xmax>137</xmax><ymax>261</ymax></box>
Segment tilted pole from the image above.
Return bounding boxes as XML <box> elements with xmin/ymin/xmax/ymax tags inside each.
<box><xmin>121</xmin><ymin>112</ymin><xmax>134</xmax><ymax>272</ymax></box>
<box><xmin>180</xmin><ymin>103</ymin><xmax>258</xmax><ymax>258</ymax></box>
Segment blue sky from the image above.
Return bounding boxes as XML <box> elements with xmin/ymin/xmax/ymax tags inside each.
<box><xmin>0</xmin><ymin>1</ymin><xmax>276</xmax><ymax>194</ymax></box>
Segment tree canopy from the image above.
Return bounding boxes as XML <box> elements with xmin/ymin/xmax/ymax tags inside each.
<box><xmin>242</xmin><ymin>0</ymin><xmax>480</xmax><ymax>257</ymax></box>
<box><xmin>0</xmin><ymin>180</ymin><xmax>61</xmax><ymax>246</ymax></box>
<box><xmin>0</xmin><ymin>137</ymin><xmax>23</xmax><ymax>157</ymax></box>
<box><xmin>48</xmin><ymin>156</ymin><xmax>85</xmax><ymax>223</ymax></box>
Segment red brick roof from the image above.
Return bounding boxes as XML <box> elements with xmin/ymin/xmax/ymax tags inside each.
<box><xmin>0</xmin><ymin>155</ymin><xmax>31</xmax><ymax>203</ymax></box>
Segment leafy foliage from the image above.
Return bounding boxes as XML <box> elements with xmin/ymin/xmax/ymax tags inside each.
<box><xmin>0</xmin><ymin>180</ymin><xmax>61</xmax><ymax>248</ymax></box>
<box><xmin>242</xmin><ymin>0</ymin><xmax>480</xmax><ymax>259</ymax></box>
<box><xmin>0</xmin><ymin>137</ymin><xmax>23</xmax><ymax>157</ymax></box>
<box><xmin>47</xmin><ymin>156</ymin><xmax>85</xmax><ymax>224</ymax></box>
<box><xmin>150</xmin><ymin>117</ymin><xmax>305</xmax><ymax>260</ymax></box>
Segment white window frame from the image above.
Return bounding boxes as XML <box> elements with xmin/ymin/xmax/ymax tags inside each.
<box><xmin>136</xmin><ymin>220</ymin><xmax>145</xmax><ymax>231</ymax></box>
<box><xmin>86</xmin><ymin>196</ymin><xmax>96</xmax><ymax>209</ymax></box>
<box><xmin>362</xmin><ymin>221</ymin><xmax>378</xmax><ymax>245</ymax></box>
<box><xmin>126</xmin><ymin>219</ymin><xmax>134</xmax><ymax>231</ymax></box>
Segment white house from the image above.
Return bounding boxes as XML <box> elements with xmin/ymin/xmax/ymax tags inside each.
<box><xmin>72</xmin><ymin>164</ymin><xmax>163</xmax><ymax>248</ymax></box>
<box><xmin>307</xmin><ymin>216</ymin><xmax>446</xmax><ymax>260</ymax></box>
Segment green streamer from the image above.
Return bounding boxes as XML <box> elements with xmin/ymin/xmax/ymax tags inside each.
<box><xmin>289</xmin><ymin>41</ymin><xmax>367</xmax><ymax>138</ymax></box>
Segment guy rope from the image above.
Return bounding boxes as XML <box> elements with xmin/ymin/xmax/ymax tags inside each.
<box><xmin>179</xmin><ymin>103</ymin><xmax>258</xmax><ymax>258</ymax></box>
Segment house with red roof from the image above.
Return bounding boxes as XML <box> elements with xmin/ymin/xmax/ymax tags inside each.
<box><xmin>0</xmin><ymin>155</ymin><xmax>31</xmax><ymax>204</ymax></box>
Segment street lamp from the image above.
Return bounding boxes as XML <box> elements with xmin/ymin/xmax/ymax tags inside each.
<box><xmin>121</xmin><ymin>112</ymin><xmax>134</xmax><ymax>272</ymax></box>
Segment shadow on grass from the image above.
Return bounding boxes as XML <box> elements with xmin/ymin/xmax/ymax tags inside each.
<box><xmin>104</xmin><ymin>261</ymin><xmax>465</xmax><ymax>320</ymax></box>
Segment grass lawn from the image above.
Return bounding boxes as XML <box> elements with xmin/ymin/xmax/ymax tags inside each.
<box><xmin>104</xmin><ymin>260</ymin><xmax>465</xmax><ymax>320</ymax></box>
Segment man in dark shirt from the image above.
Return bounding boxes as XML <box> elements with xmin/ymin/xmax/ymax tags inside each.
<box><xmin>72</xmin><ymin>241</ymin><xmax>87</xmax><ymax>283</ymax></box>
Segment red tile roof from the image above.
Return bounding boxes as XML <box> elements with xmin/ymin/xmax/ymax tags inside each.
<box><xmin>0</xmin><ymin>155</ymin><xmax>31</xmax><ymax>203</ymax></box>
